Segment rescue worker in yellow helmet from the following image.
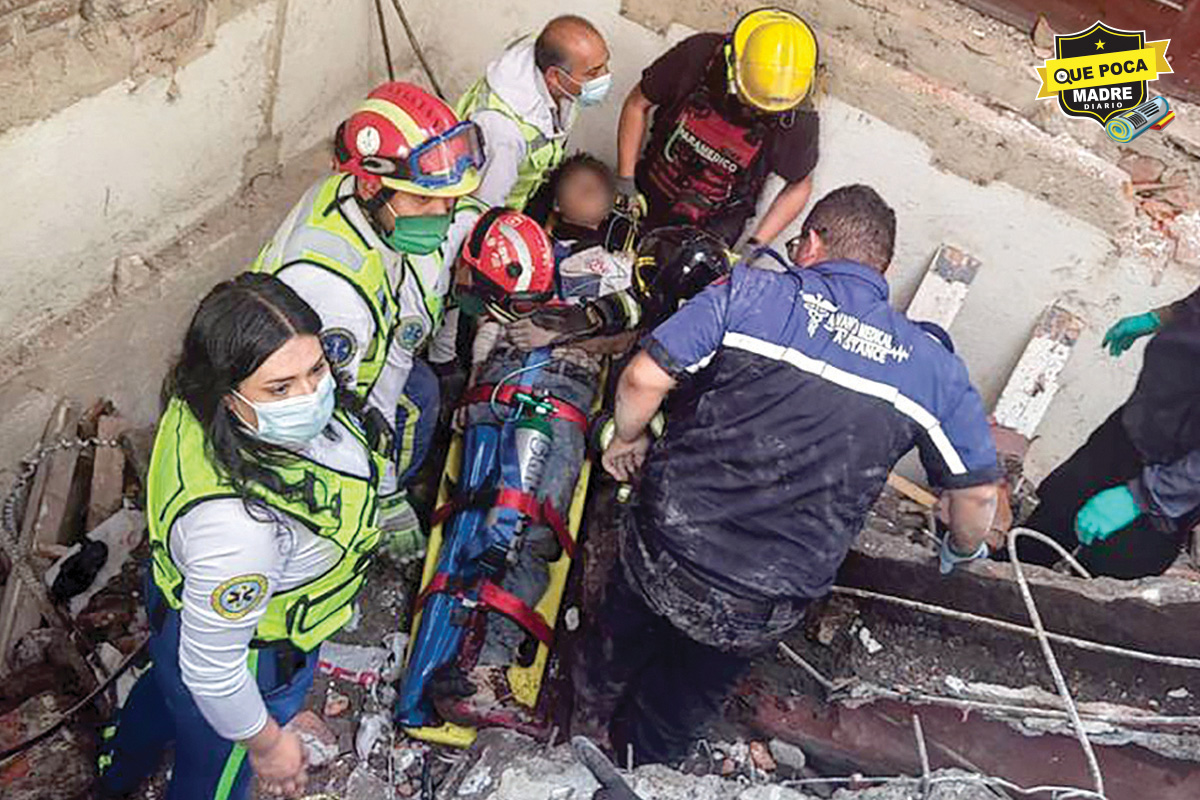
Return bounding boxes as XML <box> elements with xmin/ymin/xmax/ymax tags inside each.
<box><xmin>97</xmin><ymin>274</ymin><xmax>386</xmax><ymax>800</ymax></box>
<box><xmin>616</xmin><ymin>8</ymin><xmax>820</xmax><ymax>249</ymax></box>
<box><xmin>457</xmin><ymin>14</ymin><xmax>611</xmax><ymax>217</ymax></box>
<box><xmin>253</xmin><ymin>82</ymin><xmax>483</xmax><ymax>556</ymax></box>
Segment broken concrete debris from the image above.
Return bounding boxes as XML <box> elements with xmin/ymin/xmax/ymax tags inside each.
<box><xmin>768</xmin><ymin>738</ymin><xmax>807</xmax><ymax>773</ymax></box>
<box><xmin>437</xmin><ymin>729</ymin><xmax>1001</xmax><ymax>800</ymax></box>
<box><xmin>286</xmin><ymin>709</ymin><xmax>340</xmax><ymax>768</ymax></box>
<box><xmin>0</xmin><ymin>398</ymin><xmax>149</xmax><ymax>785</ymax></box>
<box><xmin>355</xmin><ymin>710</ymin><xmax>392</xmax><ymax>761</ymax></box>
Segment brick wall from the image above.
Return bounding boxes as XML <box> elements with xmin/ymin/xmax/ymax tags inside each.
<box><xmin>0</xmin><ymin>0</ymin><xmax>80</xmax><ymax>47</ymax></box>
<box><xmin>0</xmin><ymin>0</ymin><xmax>261</xmax><ymax>132</ymax></box>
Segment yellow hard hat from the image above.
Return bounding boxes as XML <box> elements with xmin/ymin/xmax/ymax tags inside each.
<box><xmin>730</xmin><ymin>8</ymin><xmax>818</xmax><ymax>113</ymax></box>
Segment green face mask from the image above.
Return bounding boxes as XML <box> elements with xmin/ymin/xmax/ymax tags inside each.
<box><xmin>384</xmin><ymin>213</ymin><xmax>452</xmax><ymax>255</ymax></box>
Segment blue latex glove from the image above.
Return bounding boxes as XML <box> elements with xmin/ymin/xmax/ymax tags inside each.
<box><xmin>1075</xmin><ymin>485</ymin><xmax>1143</xmax><ymax>545</ymax></box>
<box><xmin>1101</xmin><ymin>311</ymin><xmax>1161</xmax><ymax>357</ymax></box>
<box><xmin>939</xmin><ymin>535</ymin><xmax>989</xmax><ymax>575</ymax></box>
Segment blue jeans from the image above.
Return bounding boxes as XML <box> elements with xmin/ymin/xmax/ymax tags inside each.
<box><xmin>469</xmin><ymin>345</ymin><xmax>598</xmax><ymax>664</ymax></box>
<box><xmin>98</xmin><ymin>578</ymin><xmax>317</xmax><ymax>800</ymax></box>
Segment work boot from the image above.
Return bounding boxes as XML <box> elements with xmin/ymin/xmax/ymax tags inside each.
<box><xmin>377</xmin><ymin>492</ymin><xmax>426</xmax><ymax>564</ymax></box>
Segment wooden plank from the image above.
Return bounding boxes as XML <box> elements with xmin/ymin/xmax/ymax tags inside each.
<box><xmin>886</xmin><ymin>473</ymin><xmax>939</xmax><ymax>508</ymax></box>
<box><xmin>991</xmin><ymin>304</ymin><xmax>1085</xmax><ymax>438</ymax></box>
<box><xmin>0</xmin><ymin>401</ymin><xmax>80</xmax><ymax>671</ymax></box>
<box><xmin>904</xmin><ymin>244</ymin><xmax>982</xmax><ymax>331</ymax></box>
<box><xmin>86</xmin><ymin>414</ymin><xmax>129</xmax><ymax>531</ymax></box>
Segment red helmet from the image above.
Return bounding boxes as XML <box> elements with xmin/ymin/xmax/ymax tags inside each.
<box><xmin>334</xmin><ymin>82</ymin><xmax>483</xmax><ymax>198</ymax></box>
<box><xmin>460</xmin><ymin>208</ymin><xmax>556</xmax><ymax>319</ymax></box>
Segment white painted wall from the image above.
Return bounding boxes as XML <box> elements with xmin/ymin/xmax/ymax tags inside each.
<box><xmin>0</xmin><ymin>0</ymin><xmax>1185</xmax><ymax>483</ymax></box>
<box><xmin>0</xmin><ymin>0</ymin><xmax>377</xmax><ymax>351</ymax></box>
<box><xmin>401</xmin><ymin>0</ymin><xmax>1184</xmax><ymax>479</ymax></box>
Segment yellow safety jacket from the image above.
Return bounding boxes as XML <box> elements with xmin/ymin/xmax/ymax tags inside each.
<box><xmin>456</xmin><ymin>79</ymin><xmax>566</xmax><ymax>211</ymax></box>
<box><xmin>147</xmin><ymin>398</ymin><xmax>386</xmax><ymax>651</ymax></box>
<box><xmin>252</xmin><ymin>175</ymin><xmax>446</xmax><ymax>399</ymax></box>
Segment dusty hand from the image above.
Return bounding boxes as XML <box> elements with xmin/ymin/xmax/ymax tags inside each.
<box><xmin>248</xmin><ymin>727</ymin><xmax>307</xmax><ymax>797</ymax></box>
<box><xmin>601</xmin><ymin>432</ymin><xmax>651</xmax><ymax>482</ymax></box>
<box><xmin>507</xmin><ymin>318</ymin><xmax>562</xmax><ymax>351</ymax></box>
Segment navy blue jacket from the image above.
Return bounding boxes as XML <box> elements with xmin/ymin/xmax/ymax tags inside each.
<box><xmin>636</xmin><ymin>255</ymin><xmax>1001</xmax><ymax>602</ymax></box>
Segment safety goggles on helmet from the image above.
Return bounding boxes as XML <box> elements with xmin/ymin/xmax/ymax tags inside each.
<box><xmin>458</xmin><ymin>208</ymin><xmax>557</xmax><ymax>319</ymax></box>
<box><xmin>356</xmin><ymin>121</ymin><xmax>486</xmax><ymax>191</ymax></box>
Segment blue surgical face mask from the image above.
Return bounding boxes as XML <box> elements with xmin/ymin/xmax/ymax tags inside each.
<box><xmin>234</xmin><ymin>372</ymin><xmax>335</xmax><ymax>447</ymax></box>
<box><xmin>560</xmin><ymin>69</ymin><xmax>613</xmax><ymax>107</ymax></box>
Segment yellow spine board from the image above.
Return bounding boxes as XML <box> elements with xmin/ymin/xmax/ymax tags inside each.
<box><xmin>404</xmin><ymin>370</ymin><xmax>604</xmax><ymax>747</ymax></box>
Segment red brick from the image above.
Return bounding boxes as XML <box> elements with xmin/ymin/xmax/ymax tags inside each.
<box><xmin>0</xmin><ymin>0</ymin><xmax>40</xmax><ymax>16</ymax></box>
<box><xmin>21</xmin><ymin>0</ymin><xmax>78</xmax><ymax>32</ymax></box>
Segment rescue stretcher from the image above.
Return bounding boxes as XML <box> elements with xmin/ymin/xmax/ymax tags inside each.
<box><xmin>400</xmin><ymin>368</ymin><xmax>606</xmax><ymax>748</ymax></box>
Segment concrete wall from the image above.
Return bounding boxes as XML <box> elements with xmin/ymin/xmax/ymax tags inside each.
<box><xmin>396</xmin><ymin>0</ymin><xmax>1199</xmax><ymax>480</ymax></box>
<box><xmin>0</xmin><ymin>0</ymin><xmax>1197</xmax><ymax>486</ymax></box>
<box><xmin>0</xmin><ymin>0</ymin><xmax>386</xmax><ymax>369</ymax></box>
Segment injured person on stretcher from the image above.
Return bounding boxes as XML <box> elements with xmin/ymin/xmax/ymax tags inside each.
<box><xmin>397</xmin><ymin>154</ymin><xmax>738</xmax><ymax>733</ymax></box>
<box><xmin>400</xmin><ymin>157</ymin><xmax>646</xmax><ymax>731</ymax></box>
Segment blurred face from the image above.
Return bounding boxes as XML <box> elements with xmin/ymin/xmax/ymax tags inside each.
<box><xmin>557</xmin><ymin>168</ymin><xmax>613</xmax><ymax>228</ymax></box>
<box><xmin>226</xmin><ymin>334</ymin><xmax>329</xmax><ymax>429</ymax></box>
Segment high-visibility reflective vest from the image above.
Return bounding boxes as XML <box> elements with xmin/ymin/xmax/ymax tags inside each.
<box><xmin>253</xmin><ymin>175</ymin><xmax>446</xmax><ymax>398</ymax></box>
<box><xmin>456</xmin><ymin>79</ymin><xmax>566</xmax><ymax>211</ymax></box>
<box><xmin>147</xmin><ymin>398</ymin><xmax>386</xmax><ymax>651</ymax></box>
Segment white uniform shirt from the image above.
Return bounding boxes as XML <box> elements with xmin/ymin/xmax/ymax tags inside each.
<box><xmin>467</xmin><ymin>39</ymin><xmax>575</xmax><ymax>208</ymax></box>
<box><xmin>170</xmin><ymin>419</ymin><xmax>370</xmax><ymax>741</ymax></box>
<box><xmin>274</xmin><ymin>177</ymin><xmax>452</xmax><ymax>495</ymax></box>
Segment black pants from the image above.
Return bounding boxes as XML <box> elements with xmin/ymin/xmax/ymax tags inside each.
<box><xmin>1020</xmin><ymin>408</ymin><xmax>1188</xmax><ymax>578</ymax></box>
<box><xmin>573</xmin><ymin>560</ymin><xmax>757</xmax><ymax>766</ymax></box>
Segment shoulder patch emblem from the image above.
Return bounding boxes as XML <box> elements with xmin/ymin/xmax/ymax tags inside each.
<box><xmin>211</xmin><ymin>574</ymin><xmax>269</xmax><ymax>620</ymax></box>
<box><xmin>322</xmin><ymin>328</ymin><xmax>357</xmax><ymax>369</ymax></box>
<box><xmin>396</xmin><ymin>317</ymin><xmax>426</xmax><ymax>351</ymax></box>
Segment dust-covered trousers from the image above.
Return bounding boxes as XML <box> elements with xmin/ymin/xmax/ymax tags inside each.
<box><xmin>464</xmin><ymin>344</ymin><xmax>598</xmax><ymax>665</ymax></box>
<box><xmin>573</xmin><ymin>511</ymin><xmax>809</xmax><ymax>765</ymax></box>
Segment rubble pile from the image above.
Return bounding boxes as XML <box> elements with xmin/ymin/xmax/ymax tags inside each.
<box><xmin>0</xmin><ymin>399</ymin><xmax>153</xmax><ymax>800</ymax></box>
<box><xmin>436</xmin><ymin>729</ymin><xmax>1000</xmax><ymax>800</ymax></box>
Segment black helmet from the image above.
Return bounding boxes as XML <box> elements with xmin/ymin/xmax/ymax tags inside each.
<box><xmin>633</xmin><ymin>226</ymin><xmax>732</xmax><ymax>327</ymax></box>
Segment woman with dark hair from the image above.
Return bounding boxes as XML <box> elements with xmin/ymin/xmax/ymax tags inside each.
<box><xmin>98</xmin><ymin>273</ymin><xmax>386</xmax><ymax>800</ymax></box>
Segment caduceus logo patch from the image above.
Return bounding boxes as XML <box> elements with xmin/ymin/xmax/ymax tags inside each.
<box><xmin>211</xmin><ymin>574</ymin><xmax>268</xmax><ymax>620</ymax></box>
<box><xmin>1036</xmin><ymin>21</ymin><xmax>1174</xmax><ymax>141</ymax></box>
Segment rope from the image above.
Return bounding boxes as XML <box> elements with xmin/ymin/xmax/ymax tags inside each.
<box><xmin>912</xmin><ymin>714</ymin><xmax>932</xmax><ymax>800</ymax></box>
<box><xmin>776</xmin><ymin>642</ymin><xmax>1200</xmax><ymax>729</ymax></box>
<box><xmin>829</xmin><ymin>586</ymin><xmax>1200</xmax><ymax>670</ymax></box>
<box><xmin>1007</xmin><ymin>527</ymin><xmax>1105</xmax><ymax>797</ymax></box>
<box><xmin>373</xmin><ymin>0</ymin><xmax>395</xmax><ymax>81</ymax></box>
<box><xmin>387</xmin><ymin>0</ymin><xmax>445</xmax><ymax>99</ymax></box>
<box><xmin>780</xmin><ymin>773</ymin><xmax>1104</xmax><ymax>799</ymax></box>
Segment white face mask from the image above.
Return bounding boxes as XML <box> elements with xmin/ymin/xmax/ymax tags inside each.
<box><xmin>233</xmin><ymin>372</ymin><xmax>335</xmax><ymax>447</ymax></box>
<box><xmin>558</xmin><ymin>68</ymin><xmax>613</xmax><ymax>107</ymax></box>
